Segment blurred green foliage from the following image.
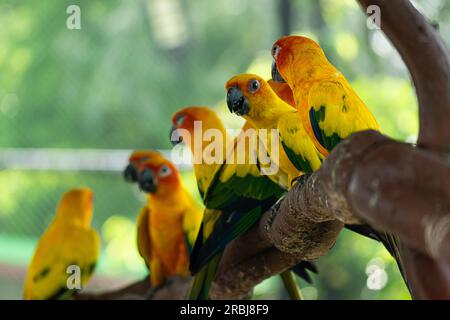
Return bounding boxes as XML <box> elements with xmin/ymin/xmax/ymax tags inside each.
<box><xmin>0</xmin><ymin>0</ymin><xmax>449</xmax><ymax>299</ymax></box>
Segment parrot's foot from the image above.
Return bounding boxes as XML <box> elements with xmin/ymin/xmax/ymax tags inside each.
<box><xmin>291</xmin><ymin>173</ymin><xmax>312</xmax><ymax>188</ymax></box>
<box><xmin>265</xmin><ymin>195</ymin><xmax>286</xmax><ymax>232</ymax></box>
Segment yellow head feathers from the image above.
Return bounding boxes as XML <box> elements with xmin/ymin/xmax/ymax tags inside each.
<box><xmin>226</xmin><ymin>73</ymin><xmax>295</xmax><ymax>128</ymax></box>
<box><xmin>55</xmin><ymin>188</ymin><xmax>94</xmax><ymax>228</ymax></box>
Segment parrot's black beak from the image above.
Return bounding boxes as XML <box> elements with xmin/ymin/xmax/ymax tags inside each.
<box><xmin>226</xmin><ymin>87</ymin><xmax>249</xmax><ymax>116</ymax></box>
<box><xmin>123</xmin><ymin>163</ymin><xmax>138</xmax><ymax>183</ymax></box>
<box><xmin>170</xmin><ymin>125</ymin><xmax>183</xmax><ymax>146</ymax></box>
<box><xmin>271</xmin><ymin>61</ymin><xmax>286</xmax><ymax>83</ymax></box>
<box><xmin>138</xmin><ymin>168</ymin><xmax>158</xmax><ymax>193</ymax></box>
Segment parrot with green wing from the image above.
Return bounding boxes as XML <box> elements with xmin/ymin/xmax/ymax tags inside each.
<box><xmin>271</xmin><ymin>35</ymin><xmax>379</xmax><ymax>156</ymax></box>
<box><xmin>234</xmin><ymin>34</ymin><xmax>406</xmax><ymax>294</ymax></box>
<box><xmin>226</xmin><ymin>74</ymin><xmax>325</xmax><ymax>187</ymax></box>
<box><xmin>226</xmin><ymin>70</ymin><xmax>409</xmax><ymax>295</ymax></box>
<box><xmin>171</xmin><ymin>106</ymin><xmax>317</xmax><ymax>300</ymax></box>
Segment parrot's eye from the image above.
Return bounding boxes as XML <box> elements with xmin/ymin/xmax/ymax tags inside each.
<box><xmin>158</xmin><ymin>165</ymin><xmax>172</xmax><ymax>178</ymax></box>
<box><xmin>248</xmin><ymin>79</ymin><xmax>260</xmax><ymax>93</ymax></box>
<box><xmin>271</xmin><ymin>44</ymin><xmax>280</xmax><ymax>59</ymax></box>
<box><xmin>176</xmin><ymin>115</ymin><xmax>185</xmax><ymax>126</ymax></box>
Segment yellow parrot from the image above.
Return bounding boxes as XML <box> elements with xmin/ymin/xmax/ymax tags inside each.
<box><xmin>226</xmin><ymin>73</ymin><xmax>325</xmax><ymax>186</ymax></box>
<box><xmin>23</xmin><ymin>188</ymin><xmax>100</xmax><ymax>300</ymax></box>
<box><xmin>133</xmin><ymin>152</ymin><xmax>203</xmax><ymax>287</ymax></box>
<box><xmin>270</xmin><ymin>35</ymin><xmax>408</xmax><ymax>292</ymax></box>
<box><xmin>270</xmin><ymin>35</ymin><xmax>379</xmax><ymax>156</ymax></box>
<box><xmin>226</xmin><ymin>72</ymin><xmax>409</xmax><ymax>294</ymax></box>
<box><xmin>124</xmin><ymin>150</ymin><xmax>163</xmax><ymax>184</ymax></box>
<box><xmin>170</xmin><ymin>106</ymin><xmax>316</xmax><ymax>299</ymax></box>
<box><xmin>124</xmin><ymin>150</ymin><xmax>164</xmax><ymax>270</ymax></box>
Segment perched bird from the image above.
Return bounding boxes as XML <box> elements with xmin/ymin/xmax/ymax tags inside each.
<box><xmin>170</xmin><ymin>107</ymin><xmax>228</xmax><ymax>198</ymax></box>
<box><xmin>171</xmin><ymin>106</ymin><xmax>316</xmax><ymax>299</ymax></box>
<box><xmin>124</xmin><ymin>150</ymin><xmax>163</xmax><ymax>270</ymax></box>
<box><xmin>23</xmin><ymin>188</ymin><xmax>100</xmax><ymax>300</ymax></box>
<box><xmin>270</xmin><ymin>35</ymin><xmax>379</xmax><ymax>156</ymax></box>
<box><xmin>270</xmin><ymin>35</ymin><xmax>408</xmax><ymax>292</ymax></box>
<box><xmin>124</xmin><ymin>150</ymin><xmax>162</xmax><ymax>183</ymax></box>
<box><xmin>135</xmin><ymin>152</ymin><xmax>203</xmax><ymax>287</ymax></box>
<box><xmin>226</xmin><ymin>73</ymin><xmax>325</xmax><ymax>186</ymax></box>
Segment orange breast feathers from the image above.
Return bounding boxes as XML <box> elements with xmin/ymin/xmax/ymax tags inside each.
<box><xmin>148</xmin><ymin>207</ymin><xmax>189</xmax><ymax>284</ymax></box>
<box><xmin>134</xmin><ymin>153</ymin><xmax>201</xmax><ymax>287</ymax></box>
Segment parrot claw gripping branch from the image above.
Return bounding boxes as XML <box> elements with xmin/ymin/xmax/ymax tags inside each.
<box><xmin>73</xmin><ymin>0</ymin><xmax>450</xmax><ymax>300</ymax></box>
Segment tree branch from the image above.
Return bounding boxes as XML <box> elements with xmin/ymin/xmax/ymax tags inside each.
<box><xmin>357</xmin><ymin>0</ymin><xmax>450</xmax><ymax>151</ymax></box>
<box><xmin>400</xmin><ymin>245</ymin><xmax>450</xmax><ymax>300</ymax></box>
<box><xmin>354</xmin><ymin>0</ymin><xmax>450</xmax><ymax>299</ymax></box>
<box><xmin>75</xmin><ymin>276</ymin><xmax>192</xmax><ymax>300</ymax></box>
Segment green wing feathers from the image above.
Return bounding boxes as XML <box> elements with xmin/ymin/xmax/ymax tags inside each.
<box><xmin>205</xmin><ymin>173</ymin><xmax>284</xmax><ymax>211</ymax></box>
<box><xmin>188</xmin><ymin>254</ymin><xmax>222</xmax><ymax>300</ymax></box>
<box><xmin>189</xmin><ymin>206</ymin><xmax>263</xmax><ymax>274</ymax></box>
<box><xmin>278</xmin><ymin>112</ymin><xmax>324</xmax><ymax>173</ymax></box>
<box><xmin>280</xmin><ymin>270</ymin><xmax>303</xmax><ymax>300</ymax></box>
<box><xmin>308</xmin><ymin>81</ymin><xmax>379</xmax><ymax>152</ymax></box>
<box><xmin>189</xmin><ymin>122</ymin><xmax>290</xmax><ymax>299</ymax></box>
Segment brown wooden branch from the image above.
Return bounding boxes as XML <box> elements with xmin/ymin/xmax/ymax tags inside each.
<box><xmin>400</xmin><ymin>245</ymin><xmax>450</xmax><ymax>300</ymax></box>
<box><xmin>358</xmin><ymin>0</ymin><xmax>450</xmax><ymax>151</ymax></box>
<box><xmin>354</xmin><ymin>0</ymin><xmax>450</xmax><ymax>299</ymax></box>
<box><xmin>74</xmin><ymin>276</ymin><xmax>152</xmax><ymax>300</ymax></box>
<box><xmin>75</xmin><ymin>276</ymin><xmax>192</xmax><ymax>300</ymax></box>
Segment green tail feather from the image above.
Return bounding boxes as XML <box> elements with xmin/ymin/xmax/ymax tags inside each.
<box><xmin>280</xmin><ymin>270</ymin><xmax>303</xmax><ymax>300</ymax></box>
<box><xmin>188</xmin><ymin>253</ymin><xmax>222</xmax><ymax>300</ymax></box>
<box><xmin>188</xmin><ymin>264</ymin><xmax>208</xmax><ymax>300</ymax></box>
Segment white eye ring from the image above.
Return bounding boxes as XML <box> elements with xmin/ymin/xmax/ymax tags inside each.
<box><xmin>158</xmin><ymin>165</ymin><xmax>172</xmax><ymax>178</ymax></box>
<box><xmin>248</xmin><ymin>79</ymin><xmax>260</xmax><ymax>93</ymax></box>
<box><xmin>176</xmin><ymin>115</ymin><xmax>185</xmax><ymax>126</ymax></box>
<box><xmin>272</xmin><ymin>44</ymin><xmax>281</xmax><ymax>60</ymax></box>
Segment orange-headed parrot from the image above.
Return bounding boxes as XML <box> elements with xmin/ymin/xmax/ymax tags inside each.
<box><xmin>269</xmin><ymin>35</ymin><xmax>407</xmax><ymax>293</ymax></box>
<box><xmin>271</xmin><ymin>35</ymin><xmax>379</xmax><ymax>156</ymax></box>
<box><xmin>125</xmin><ymin>151</ymin><xmax>202</xmax><ymax>287</ymax></box>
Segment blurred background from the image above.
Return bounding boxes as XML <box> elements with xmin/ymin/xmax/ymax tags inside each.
<box><xmin>0</xmin><ymin>0</ymin><xmax>448</xmax><ymax>300</ymax></box>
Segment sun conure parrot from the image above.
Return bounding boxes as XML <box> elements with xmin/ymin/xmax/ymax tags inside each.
<box><xmin>23</xmin><ymin>188</ymin><xmax>100</xmax><ymax>300</ymax></box>
<box><xmin>270</xmin><ymin>35</ymin><xmax>379</xmax><ymax>156</ymax></box>
<box><xmin>270</xmin><ymin>35</ymin><xmax>409</xmax><ymax>292</ymax></box>
<box><xmin>170</xmin><ymin>106</ymin><xmax>317</xmax><ymax>299</ymax></box>
<box><xmin>226</xmin><ymin>73</ymin><xmax>325</xmax><ymax>187</ymax></box>
<box><xmin>134</xmin><ymin>152</ymin><xmax>203</xmax><ymax>287</ymax></box>
<box><xmin>124</xmin><ymin>150</ymin><xmax>164</xmax><ymax>184</ymax></box>
<box><xmin>123</xmin><ymin>150</ymin><xmax>165</xmax><ymax>270</ymax></box>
